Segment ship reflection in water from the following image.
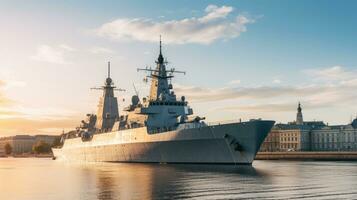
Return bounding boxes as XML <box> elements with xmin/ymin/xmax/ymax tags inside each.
<box><xmin>1</xmin><ymin>159</ymin><xmax>357</xmax><ymax>199</ymax></box>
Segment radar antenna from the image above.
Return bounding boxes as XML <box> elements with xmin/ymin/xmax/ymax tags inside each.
<box><xmin>133</xmin><ymin>83</ymin><xmax>139</xmax><ymax>97</ymax></box>
<box><xmin>132</xmin><ymin>83</ymin><xmax>141</xmax><ymax>104</ymax></box>
<box><xmin>90</xmin><ymin>62</ymin><xmax>126</xmax><ymax>92</ymax></box>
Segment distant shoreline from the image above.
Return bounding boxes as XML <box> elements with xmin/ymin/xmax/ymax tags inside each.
<box><xmin>0</xmin><ymin>154</ymin><xmax>53</xmax><ymax>158</ymax></box>
<box><xmin>2</xmin><ymin>152</ymin><xmax>357</xmax><ymax>161</ymax></box>
<box><xmin>256</xmin><ymin>151</ymin><xmax>357</xmax><ymax>161</ymax></box>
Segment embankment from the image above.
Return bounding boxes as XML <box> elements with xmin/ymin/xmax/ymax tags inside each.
<box><xmin>256</xmin><ymin>152</ymin><xmax>357</xmax><ymax>161</ymax></box>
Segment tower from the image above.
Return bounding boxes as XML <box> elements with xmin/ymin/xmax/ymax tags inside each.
<box><xmin>138</xmin><ymin>36</ymin><xmax>185</xmax><ymax>102</ymax></box>
<box><xmin>91</xmin><ymin>62</ymin><xmax>123</xmax><ymax>132</ymax></box>
<box><xmin>296</xmin><ymin>102</ymin><xmax>303</xmax><ymax>125</ymax></box>
<box><xmin>148</xmin><ymin>36</ymin><xmax>169</xmax><ymax>101</ymax></box>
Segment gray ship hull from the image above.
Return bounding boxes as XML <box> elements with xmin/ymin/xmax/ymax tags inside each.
<box><xmin>53</xmin><ymin>120</ymin><xmax>274</xmax><ymax>164</ymax></box>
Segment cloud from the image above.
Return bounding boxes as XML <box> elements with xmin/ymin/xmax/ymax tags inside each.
<box><xmin>0</xmin><ymin>102</ymin><xmax>81</xmax><ymax>136</ymax></box>
<box><xmin>305</xmin><ymin>65</ymin><xmax>357</xmax><ymax>83</ymax></box>
<box><xmin>273</xmin><ymin>79</ymin><xmax>281</xmax><ymax>84</ymax></box>
<box><xmin>175</xmin><ymin>84</ymin><xmax>324</xmax><ymax>102</ymax></box>
<box><xmin>89</xmin><ymin>47</ymin><xmax>115</xmax><ymax>54</ymax></box>
<box><xmin>2</xmin><ymin>80</ymin><xmax>26</xmax><ymax>90</ymax></box>
<box><xmin>0</xmin><ymin>96</ymin><xmax>12</xmax><ymax>107</ymax></box>
<box><xmin>201</xmin><ymin>5</ymin><xmax>234</xmax><ymax>22</ymax></box>
<box><xmin>59</xmin><ymin>44</ymin><xmax>76</xmax><ymax>52</ymax></box>
<box><xmin>175</xmin><ymin>66</ymin><xmax>357</xmax><ymax>114</ymax></box>
<box><xmin>95</xmin><ymin>4</ymin><xmax>254</xmax><ymax>44</ymax></box>
<box><xmin>221</xmin><ymin>102</ymin><xmax>330</xmax><ymax>113</ymax></box>
<box><xmin>30</xmin><ymin>44</ymin><xmax>75</xmax><ymax>65</ymax></box>
<box><xmin>0</xmin><ymin>104</ymin><xmax>82</xmax><ymax>136</ymax></box>
<box><xmin>228</xmin><ymin>79</ymin><xmax>241</xmax><ymax>85</ymax></box>
<box><xmin>0</xmin><ymin>105</ymin><xmax>80</xmax><ymax>121</ymax></box>
<box><xmin>0</xmin><ymin>78</ymin><xmax>26</xmax><ymax>108</ymax></box>
<box><xmin>0</xmin><ymin>117</ymin><xmax>78</xmax><ymax>136</ymax></box>
<box><xmin>0</xmin><ymin>79</ymin><xmax>80</xmax><ymax>135</ymax></box>
<box><xmin>0</xmin><ymin>80</ymin><xmax>13</xmax><ymax>106</ymax></box>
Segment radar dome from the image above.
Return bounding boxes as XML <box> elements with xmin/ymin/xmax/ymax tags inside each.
<box><xmin>106</xmin><ymin>77</ymin><xmax>112</xmax><ymax>85</ymax></box>
<box><xmin>181</xmin><ymin>96</ymin><xmax>185</xmax><ymax>102</ymax></box>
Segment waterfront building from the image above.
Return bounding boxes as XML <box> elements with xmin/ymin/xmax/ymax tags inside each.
<box><xmin>260</xmin><ymin>103</ymin><xmax>357</xmax><ymax>152</ymax></box>
<box><xmin>259</xmin><ymin>129</ymin><xmax>280</xmax><ymax>152</ymax></box>
<box><xmin>310</xmin><ymin>120</ymin><xmax>357</xmax><ymax>151</ymax></box>
<box><xmin>260</xmin><ymin>103</ymin><xmax>315</xmax><ymax>152</ymax></box>
<box><xmin>0</xmin><ymin>135</ymin><xmax>59</xmax><ymax>154</ymax></box>
<box><xmin>0</xmin><ymin>135</ymin><xmax>35</xmax><ymax>154</ymax></box>
<box><xmin>276</xmin><ymin>124</ymin><xmax>311</xmax><ymax>151</ymax></box>
<box><xmin>260</xmin><ymin>124</ymin><xmax>311</xmax><ymax>152</ymax></box>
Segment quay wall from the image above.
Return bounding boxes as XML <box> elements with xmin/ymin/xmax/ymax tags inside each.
<box><xmin>256</xmin><ymin>152</ymin><xmax>357</xmax><ymax>161</ymax></box>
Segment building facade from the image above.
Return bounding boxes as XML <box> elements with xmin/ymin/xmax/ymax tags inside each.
<box><xmin>260</xmin><ymin>125</ymin><xmax>311</xmax><ymax>152</ymax></box>
<box><xmin>0</xmin><ymin>135</ymin><xmax>59</xmax><ymax>154</ymax></box>
<box><xmin>311</xmin><ymin>124</ymin><xmax>357</xmax><ymax>151</ymax></box>
<box><xmin>260</xmin><ymin>103</ymin><xmax>357</xmax><ymax>152</ymax></box>
<box><xmin>260</xmin><ymin>129</ymin><xmax>281</xmax><ymax>152</ymax></box>
<box><xmin>0</xmin><ymin>135</ymin><xmax>35</xmax><ymax>154</ymax></box>
<box><xmin>278</xmin><ymin>127</ymin><xmax>311</xmax><ymax>151</ymax></box>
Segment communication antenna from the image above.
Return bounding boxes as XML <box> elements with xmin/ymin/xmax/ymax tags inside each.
<box><xmin>108</xmin><ymin>61</ymin><xmax>111</xmax><ymax>78</ymax></box>
<box><xmin>90</xmin><ymin>62</ymin><xmax>126</xmax><ymax>91</ymax></box>
<box><xmin>160</xmin><ymin>35</ymin><xmax>162</xmax><ymax>53</ymax></box>
<box><xmin>137</xmin><ymin>37</ymin><xmax>186</xmax><ymax>84</ymax></box>
<box><xmin>133</xmin><ymin>83</ymin><xmax>139</xmax><ymax>97</ymax></box>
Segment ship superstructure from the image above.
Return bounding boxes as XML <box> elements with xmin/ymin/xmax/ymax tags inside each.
<box><xmin>53</xmin><ymin>39</ymin><xmax>274</xmax><ymax>164</ymax></box>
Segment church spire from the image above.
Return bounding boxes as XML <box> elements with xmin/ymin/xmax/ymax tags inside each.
<box><xmin>296</xmin><ymin>102</ymin><xmax>303</xmax><ymax>125</ymax></box>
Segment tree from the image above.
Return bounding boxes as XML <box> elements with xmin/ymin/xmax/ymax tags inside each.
<box><xmin>32</xmin><ymin>140</ymin><xmax>51</xmax><ymax>154</ymax></box>
<box><xmin>4</xmin><ymin>143</ymin><xmax>12</xmax><ymax>155</ymax></box>
<box><xmin>51</xmin><ymin>136</ymin><xmax>62</xmax><ymax>147</ymax></box>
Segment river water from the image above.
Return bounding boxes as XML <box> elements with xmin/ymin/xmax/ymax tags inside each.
<box><xmin>0</xmin><ymin>158</ymin><xmax>356</xmax><ymax>200</ymax></box>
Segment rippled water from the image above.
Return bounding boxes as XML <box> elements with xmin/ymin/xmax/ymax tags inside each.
<box><xmin>0</xmin><ymin>158</ymin><xmax>357</xmax><ymax>200</ymax></box>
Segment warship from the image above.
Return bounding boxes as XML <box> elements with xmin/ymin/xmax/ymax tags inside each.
<box><xmin>52</xmin><ymin>40</ymin><xmax>275</xmax><ymax>164</ymax></box>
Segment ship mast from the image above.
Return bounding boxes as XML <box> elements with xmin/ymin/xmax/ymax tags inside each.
<box><xmin>137</xmin><ymin>36</ymin><xmax>185</xmax><ymax>102</ymax></box>
<box><xmin>91</xmin><ymin>62</ymin><xmax>124</xmax><ymax>132</ymax></box>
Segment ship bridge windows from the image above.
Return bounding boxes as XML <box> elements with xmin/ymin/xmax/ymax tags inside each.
<box><xmin>149</xmin><ymin>101</ymin><xmax>186</xmax><ymax>106</ymax></box>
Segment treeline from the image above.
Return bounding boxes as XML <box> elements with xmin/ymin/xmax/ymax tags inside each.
<box><xmin>3</xmin><ymin>138</ymin><xmax>61</xmax><ymax>155</ymax></box>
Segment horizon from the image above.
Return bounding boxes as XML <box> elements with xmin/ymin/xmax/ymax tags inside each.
<box><xmin>1</xmin><ymin>0</ymin><xmax>357</xmax><ymax>136</ymax></box>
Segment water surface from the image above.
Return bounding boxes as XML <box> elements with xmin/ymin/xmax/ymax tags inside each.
<box><xmin>0</xmin><ymin>158</ymin><xmax>356</xmax><ymax>199</ymax></box>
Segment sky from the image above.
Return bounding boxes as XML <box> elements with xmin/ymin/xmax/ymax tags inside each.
<box><xmin>1</xmin><ymin>0</ymin><xmax>357</xmax><ymax>136</ymax></box>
